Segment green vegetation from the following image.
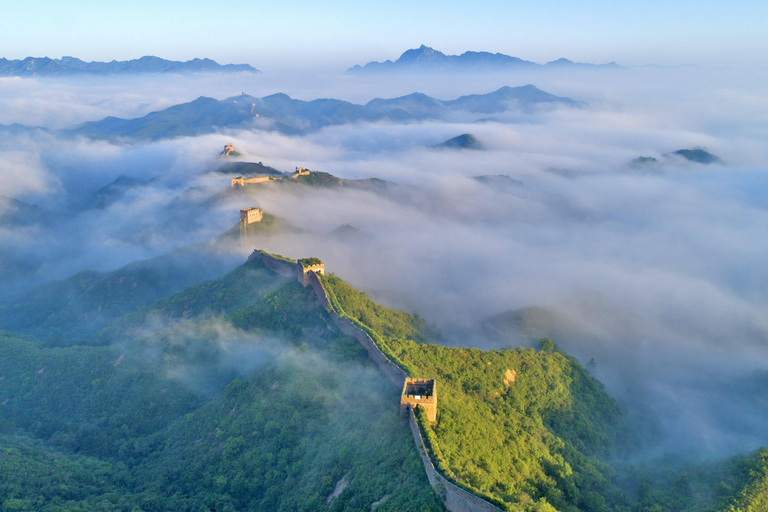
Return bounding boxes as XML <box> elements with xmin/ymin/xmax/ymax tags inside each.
<box><xmin>222</xmin><ymin>212</ymin><xmax>301</xmax><ymax>240</ymax></box>
<box><xmin>406</xmin><ymin>341</ymin><xmax>622</xmax><ymax>511</ymax></box>
<box><xmin>321</xmin><ymin>273</ymin><xmax>622</xmax><ymax>512</ymax></box>
<box><xmin>217</xmin><ymin>161</ymin><xmax>283</xmax><ymax>176</ymax></box>
<box><xmin>413</xmin><ymin>338</ymin><xmax>620</xmax><ymax>510</ymax></box>
<box><xmin>258</xmin><ymin>249</ymin><xmax>296</xmax><ymax>263</ymax></box>
<box><xmin>0</xmin><ymin>259</ymin><xmax>442</xmax><ymax>511</ymax></box>
<box><xmin>3</xmin><ymin>253</ymin><xmax>768</xmax><ymax>512</ymax></box>
<box><xmin>0</xmin><ymin>244</ymin><xmax>236</xmax><ymax>345</ymax></box>
<box><xmin>298</xmin><ymin>257</ymin><xmax>323</xmax><ymax>267</ymax></box>
<box><xmin>320</xmin><ymin>273</ymin><xmax>430</xmax><ymax>343</ymax></box>
<box><xmin>723</xmin><ymin>450</ymin><xmax>768</xmax><ymax>511</ymax></box>
<box><xmin>293</xmin><ymin>171</ymin><xmax>344</xmax><ymax>187</ymax></box>
<box><xmin>320</xmin><ymin>274</ymin><xmax>418</xmax><ymax>375</ymax></box>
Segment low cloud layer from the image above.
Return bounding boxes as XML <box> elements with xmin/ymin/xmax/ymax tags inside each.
<box><xmin>1</xmin><ymin>65</ymin><xmax>768</xmax><ymax>458</ymax></box>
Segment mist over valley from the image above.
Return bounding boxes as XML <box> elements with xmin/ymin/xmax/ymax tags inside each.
<box><xmin>1</xmin><ymin>45</ymin><xmax>768</xmax><ymax>511</ymax></box>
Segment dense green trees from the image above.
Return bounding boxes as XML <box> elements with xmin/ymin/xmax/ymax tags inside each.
<box><xmin>0</xmin><ymin>259</ymin><xmax>442</xmax><ymax>511</ymax></box>
<box><xmin>320</xmin><ymin>272</ymin><xmax>768</xmax><ymax>512</ymax></box>
<box><xmin>2</xmin><ymin>258</ymin><xmax>767</xmax><ymax>512</ymax></box>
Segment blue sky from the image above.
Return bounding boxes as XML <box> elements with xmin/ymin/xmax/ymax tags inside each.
<box><xmin>4</xmin><ymin>0</ymin><xmax>767</xmax><ymax>70</ymax></box>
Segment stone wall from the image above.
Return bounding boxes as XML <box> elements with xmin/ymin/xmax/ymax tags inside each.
<box><xmin>231</xmin><ymin>176</ymin><xmax>278</xmax><ymax>187</ymax></box>
<box><xmin>249</xmin><ymin>250</ymin><xmax>297</xmax><ymax>279</ymax></box>
<box><xmin>264</xmin><ymin>259</ymin><xmax>503</xmax><ymax>512</ymax></box>
<box><xmin>307</xmin><ymin>271</ymin><xmax>331</xmax><ymax>308</ymax></box>
<box><xmin>298</xmin><ymin>263</ymin><xmax>325</xmax><ymax>286</ymax></box>
<box><xmin>408</xmin><ymin>408</ymin><xmax>503</xmax><ymax>512</ymax></box>
<box><xmin>306</xmin><ymin>271</ymin><xmax>407</xmax><ymax>388</ymax></box>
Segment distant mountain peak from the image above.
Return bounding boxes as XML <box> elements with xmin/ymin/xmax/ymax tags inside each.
<box><xmin>432</xmin><ymin>133</ymin><xmax>483</xmax><ymax>150</ymax></box>
<box><xmin>346</xmin><ymin>46</ymin><xmax>622</xmax><ymax>75</ymax></box>
<box><xmin>669</xmin><ymin>148</ymin><xmax>722</xmax><ymax>164</ymax></box>
<box><xmin>399</xmin><ymin>45</ymin><xmax>446</xmax><ymax>63</ymax></box>
<box><xmin>66</xmin><ymin>85</ymin><xmax>582</xmax><ymax>142</ymax></box>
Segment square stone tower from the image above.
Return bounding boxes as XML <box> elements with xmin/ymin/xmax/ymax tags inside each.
<box><xmin>240</xmin><ymin>207</ymin><xmax>263</xmax><ymax>224</ymax></box>
<box><xmin>400</xmin><ymin>378</ymin><xmax>437</xmax><ymax>424</ymax></box>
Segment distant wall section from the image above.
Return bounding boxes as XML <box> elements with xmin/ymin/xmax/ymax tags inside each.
<box><xmin>232</xmin><ymin>176</ymin><xmax>279</xmax><ymax>187</ymax></box>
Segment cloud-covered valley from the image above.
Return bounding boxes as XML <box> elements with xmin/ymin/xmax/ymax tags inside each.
<box><xmin>2</xmin><ymin>65</ymin><xmax>768</xmax><ymax>459</ymax></box>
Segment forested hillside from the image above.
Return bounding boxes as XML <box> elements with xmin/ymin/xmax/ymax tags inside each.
<box><xmin>0</xmin><ymin>258</ymin><xmax>441</xmax><ymax>511</ymax></box>
<box><xmin>1</xmin><ymin>256</ymin><xmax>767</xmax><ymax>511</ymax></box>
<box><xmin>320</xmin><ymin>273</ymin><xmax>768</xmax><ymax>512</ymax></box>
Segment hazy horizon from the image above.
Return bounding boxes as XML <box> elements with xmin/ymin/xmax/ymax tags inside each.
<box><xmin>3</xmin><ymin>0</ymin><xmax>768</xmax><ymax>70</ymax></box>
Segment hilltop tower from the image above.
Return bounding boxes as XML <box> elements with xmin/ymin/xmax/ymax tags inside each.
<box><xmin>400</xmin><ymin>378</ymin><xmax>437</xmax><ymax>424</ymax></box>
<box><xmin>297</xmin><ymin>257</ymin><xmax>325</xmax><ymax>286</ymax></box>
<box><xmin>240</xmin><ymin>207</ymin><xmax>263</xmax><ymax>225</ymax></box>
<box><xmin>290</xmin><ymin>167</ymin><xmax>310</xmax><ymax>178</ymax></box>
<box><xmin>239</xmin><ymin>207</ymin><xmax>263</xmax><ymax>251</ymax></box>
<box><xmin>221</xmin><ymin>144</ymin><xmax>240</xmax><ymax>158</ymax></box>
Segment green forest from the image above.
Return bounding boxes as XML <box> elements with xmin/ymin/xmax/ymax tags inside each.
<box><xmin>320</xmin><ymin>273</ymin><xmax>768</xmax><ymax>512</ymax></box>
<box><xmin>0</xmin><ymin>259</ymin><xmax>440</xmax><ymax>511</ymax></box>
<box><xmin>1</xmin><ymin>257</ymin><xmax>768</xmax><ymax>511</ymax></box>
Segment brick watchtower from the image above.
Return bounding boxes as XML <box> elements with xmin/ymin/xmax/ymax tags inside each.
<box><xmin>400</xmin><ymin>378</ymin><xmax>437</xmax><ymax>424</ymax></box>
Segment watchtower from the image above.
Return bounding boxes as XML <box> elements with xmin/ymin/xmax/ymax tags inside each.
<box><xmin>290</xmin><ymin>167</ymin><xmax>310</xmax><ymax>178</ymax></box>
<box><xmin>297</xmin><ymin>257</ymin><xmax>325</xmax><ymax>286</ymax></box>
<box><xmin>231</xmin><ymin>176</ymin><xmax>245</xmax><ymax>187</ymax></box>
<box><xmin>400</xmin><ymin>378</ymin><xmax>437</xmax><ymax>424</ymax></box>
<box><xmin>240</xmin><ymin>207</ymin><xmax>263</xmax><ymax>225</ymax></box>
<box><xmin>221</xmin><ymin>144</ymin><xmax>237</xmax><ymax>157</ymax></box>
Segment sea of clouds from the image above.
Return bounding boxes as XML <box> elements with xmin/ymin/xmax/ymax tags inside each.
<box><xmin>1</xmin><ymin>64</ymin><xmax>767</xmax><ymax>457</ymax></box>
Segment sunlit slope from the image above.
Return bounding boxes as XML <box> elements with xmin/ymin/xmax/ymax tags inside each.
<box><xmin>322</xmin><ymin>273</ymin><xmax>630</xmax><ymax>511</ymax></box>
<box><xmin>0</xmin><ymin>258</ymin><xmax>441</xmax><ymax>511</ymax></box>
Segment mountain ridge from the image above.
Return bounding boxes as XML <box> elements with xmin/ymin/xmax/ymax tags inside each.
<box><xmin>64</xmin><ymin>85</ymin><xmax>582</xmax><ymax>141</ymax></box>
<box><xmin>0</xmin><ymin>55</ymin><xmax>259</xmax><ymax>76</ymax></box>
<box><xmin>347</xmin><ymin>44</ymin><xmax>622</xmax><ymax>74</ymax></box>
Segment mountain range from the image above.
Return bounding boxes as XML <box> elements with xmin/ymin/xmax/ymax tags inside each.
<box><xmin>66</xmin><ymin>85</ymin><xmax>581</xmax><ymax>141</ymax></box>
<box><xmin>347</xmin><ymin>45</ymin><xmax>622</xmax><ymax>74</ymax></box>
<box><xmin>0</xmin><ymin>55</ymin><xmax>259</xmax><ymax>76</ymax></box>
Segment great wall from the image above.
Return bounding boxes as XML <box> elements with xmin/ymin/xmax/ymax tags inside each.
<box><xmin>228</xmin><ymin>141</ymin><xmax>505</xmax><ymax>509</ymax></box>
<box><xmin>247</xmin><ymin>248</ymin><xmax>504</xmax><ymax>512</ymax></box>
<box><xmin>228</xmin><ymin>139</ymin><xmax>514</xmax><ymax>512</ymax></box>
<box><xmin>231</xmin><ymin>166</ymin><xmax>310</xmax><ymax>188</ymax></box>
